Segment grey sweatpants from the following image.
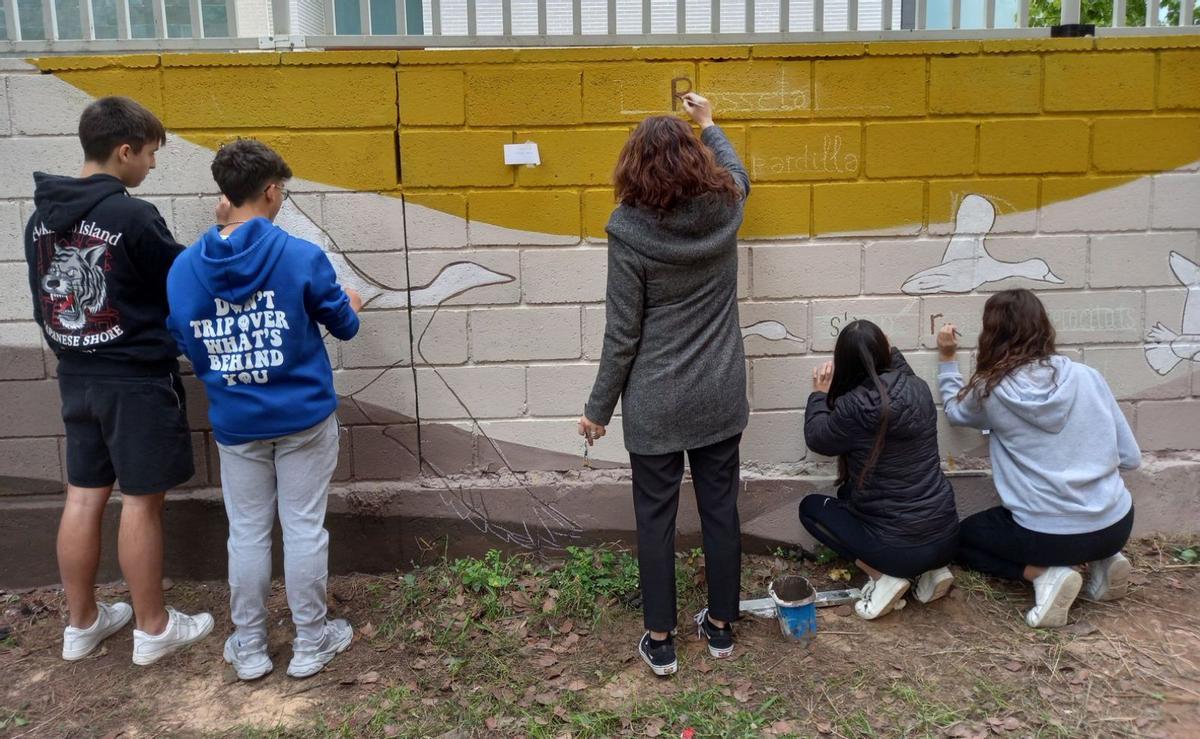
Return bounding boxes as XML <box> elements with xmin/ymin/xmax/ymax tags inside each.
<box><xmin>217</xmin><ymin>413</ymin><xmax>339</xmax><ymax>646</ymax></box>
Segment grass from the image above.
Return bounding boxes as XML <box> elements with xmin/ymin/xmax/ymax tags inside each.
<box><xmin>9</xmin><ymin>542</ymin><xmax>1182</xmax><ymax>738</ymax></box>
<box><xmin>0</xmin><ymin>708</ymin><xmax>31</xmax><ymax>730</ymax></box>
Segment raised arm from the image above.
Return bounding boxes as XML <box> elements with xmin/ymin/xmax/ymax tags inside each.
<box><xmin>682</xmin><ymin>92</ymin><xmax>751</xmax><ymax>199</ymax></box>
<box><xmin>936</xmin><ymin>323</ymin><xmax>988</xmax><ymax>429</ymax></box>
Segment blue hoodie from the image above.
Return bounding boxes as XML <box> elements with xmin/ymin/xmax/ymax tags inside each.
<box><xmin>167</xmin><ymin>218</ymin><xmax>359</xmax><ymax>445</ymax></box>
<box><xmin>939</xmin><ymin>355</ymin><xmax>1139</xmax><ymax>535</ymax></box>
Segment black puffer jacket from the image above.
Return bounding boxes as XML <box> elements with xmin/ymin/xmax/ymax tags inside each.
<box><xmin>804</xmin><ymin>349</ymin><xmax>959</xmax><ymax>547</ymax></box>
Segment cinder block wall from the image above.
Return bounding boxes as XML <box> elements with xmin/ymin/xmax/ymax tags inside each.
<box><xmin>1</xmin><ymin>38</ymin><xmax>1198</xmax><ymax>502</ymax></box>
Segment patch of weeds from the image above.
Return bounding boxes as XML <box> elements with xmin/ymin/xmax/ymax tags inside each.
<box><xmin>971</xmin><ymin>676</ymin><xmax>1018</xmax><ymax>713</ymax></box>
<box><xmin>545</xmin><ymin>546</ymin><xmax>640</xmax><ymax>621</ymax></box>
<box><xmin>1174</xmin><ymin>545</ymin><xmax>1198</xmax><ymax>564</ymax></box>
<box><xmin>372</xmin><ymin>567</ymin><xmax>447</xmax><ymax>639</ymax></box>
<box><xmin>809</xmin><ymin>545</ymin><xmax>841</xmax><ymax>565</ymax></box>
<box><xmin>623</xmin><ymin>688</ymin><xmax>787</xmax><ymax>738</ymax></box>
<box><xmin>887</xmin><ymin>679</ymin><xmax>965</xmax><ymax>733</ymax></box>
<box><xmin>0</xmin><ymin>634</ymin><xmax>17</xmax><ymax>651</ymax></box>
<box><xmin>954</xmin><ymin>569</ymin><xmax>1006</xmax><ymax>601</ymax></box>
<box><xmin>0</xmin><ymin>708</ymin><xmax>30</xmax><ymax>730</ymax></box>
<box><xmin>771</xmin><ymin>545</ymin><xmax>805</xmax><ymax>561</ymax></box>
<box><xmin>451</xmin><ymin>549</ymin><xmax>526</xmax><ymax>619</ymax></box>
<box><xmin>834</xmin><ymin>709</ymin><xmax>878</xmax><ymax>738</ymax></box>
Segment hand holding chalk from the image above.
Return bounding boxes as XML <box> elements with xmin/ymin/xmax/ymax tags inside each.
<box><xmin>937</xmin><ymin>323</ymin><xmax>960</xmax><ymax>361</ymax></box>
<box><xmin>812</xmin><ymin>360</ymin><xmax>834</xmax><ymax>394</ymax></box>
<box><xmin>214</xmin><ymin>195</ymin><xmax>232</xmax><ymax>226</ymax></box>
<box><xmin>345</xmin><ymin>287</ymin><xmax>363</xmax><ymax>314</ymax></box>
<box><xmin>680</xmin><ymin>92</ymin><xmax>714</xmax><ymax>129</ymax></box>
<box><xmin>577</xmin><ymin>415</ymin><xmax>606</xmax><ymax>446</ymax></box>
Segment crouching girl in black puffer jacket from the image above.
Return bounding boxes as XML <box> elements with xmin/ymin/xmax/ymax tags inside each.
<box><xmin>800</xmin><ymin>320</ymin><xmax>960</xmax><ymax>620</ymax></box>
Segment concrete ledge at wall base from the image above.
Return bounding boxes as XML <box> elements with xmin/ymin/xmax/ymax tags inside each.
<box><xmin>2</xmin><ymin>454</ymin><xmax>1196</xmax><ymax>590</ymax></box>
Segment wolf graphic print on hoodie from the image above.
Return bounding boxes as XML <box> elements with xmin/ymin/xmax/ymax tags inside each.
<box><xmin>167</xmin><ymin>217</ymin><xmax>359</xmax><ymax>445</ymax></box>
<box><xmin>25</xmin><ymin>173</ymin><xmax>185</xmax><ymax>374</ymax></box>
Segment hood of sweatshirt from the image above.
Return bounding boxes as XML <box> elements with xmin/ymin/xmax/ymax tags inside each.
<box><xmin>991</xmin><ymin>355</ymin><xmax>1078</xmax><ymax>434</ymax></box>
<box><xmin>33</xmin><ymin>172</ymin><xmax>127</xmax><ymax>233</ymax></box>
<box><xmin>606</xmin><ymin>192</ymin><xmax>743</xmax><ymax>266</ymax></box>
<box><xmin>190</xmin><ymin>217</ymin><xmax>288</xmax><ymax>305</ymax></box>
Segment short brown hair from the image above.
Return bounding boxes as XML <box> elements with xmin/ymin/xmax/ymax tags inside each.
<box><xmin>78</xmin><ymin>96</ymin><xmax>166</xmax><ymax>163</ymax></box>
<box><xmin>210</xmin><ymin>139</ymin><xmax>293</xmax><ymax>207</ymax></box>
<box><xmin>962</xmin><ymin>289</ymin><xmax>1058</xmax><ymax>400</ymax></box>
<box><xmin>613</xmin><ymin>116</ymin><xmax>741</xmax><ymax>213</ymax></box>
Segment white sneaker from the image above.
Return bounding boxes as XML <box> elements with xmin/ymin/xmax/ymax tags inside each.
<box><xmin>287</xmin><ymin>619</ymin><xmax>353</xmax><ymax>679</ymax></box>
<box><xmin>1082</xmin><ymin>553</ymin><xmax>1132</xmax><ymax>602</ymax></box>
<box><xmin>132</xmin><ymin>607</ymin><xmax>215</xmax><ymax>666</ymax></box>
<box><xmin>854</xmin><ymin>574</ymin><xmax>909</xmax><ymax>620</ymax></box>
<box><xmin>914</xmin><ymin>567</ymin><xmax>955</xmax><ymax>604</ymax></box>
<box><xmin>62</xmin><ymin>601</ymin><xmax>132</xmax><ymax>661</ymax></box>
<box><xmin>1025</xmin><ymin>567</ymin><xmax>1082</xmax><ymax>629</ymax></box>
<box><xmin>224</xmin><ymin>634</ymin><xmax>274</xmax><ymax>681</ymax></box>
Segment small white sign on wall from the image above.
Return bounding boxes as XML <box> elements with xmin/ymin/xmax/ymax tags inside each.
<box><xmin>504</xmin><ymin>142</ymin><xmax>541</xmax><ymax>167</ymax></box>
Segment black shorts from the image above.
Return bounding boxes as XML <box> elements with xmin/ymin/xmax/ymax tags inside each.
<box><xmin>59</xmin><ymin>373</ymin><xmax>195</xmax><ymax>495</ymax></box>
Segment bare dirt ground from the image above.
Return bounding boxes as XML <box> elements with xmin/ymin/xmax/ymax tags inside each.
<box><xmin>2</xmin><ymin>538</ymin><xmax>1198</xmax><ymax>738</ymax></box>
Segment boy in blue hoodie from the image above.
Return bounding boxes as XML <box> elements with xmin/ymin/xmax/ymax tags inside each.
<box><xmin>167</xmin><ymin>139</ymin><xmax>362</xmax><ymax>680</ymax></box>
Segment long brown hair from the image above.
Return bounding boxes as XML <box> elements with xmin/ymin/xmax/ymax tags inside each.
<box><xmin>613</xmin><ymin>116</ymin><xmax>741</xmax><ymax>213</ymax></box>
<box><xmin>827</xmin><ymin>321</ymin><xmax>892</xmax><ymax>489</ymax></box>
<box><xmin>962</xmin><ymin>289</ymin><xmax>1057</xmax><ymax>400</ymax></box>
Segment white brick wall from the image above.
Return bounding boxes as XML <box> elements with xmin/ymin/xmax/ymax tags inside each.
<box><xmin>1</xmin><ymin>67</ymin><xmax>1198</xmax><ymax>488</ymax></box>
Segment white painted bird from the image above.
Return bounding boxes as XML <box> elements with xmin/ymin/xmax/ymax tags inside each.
<box><xmin>1145</xmin><ymin>251</ymin><xmax>1200</xmax><ymax>376</ymax></box>
<box><xmin>741</xmin><ymin>320</ymin><xmax>806</xmax><ymax>345</ymax></box>
<box><xmin>901</xmin><ymin>195</ymin><xmax>1064</xmax><ymax>295</ymax></box>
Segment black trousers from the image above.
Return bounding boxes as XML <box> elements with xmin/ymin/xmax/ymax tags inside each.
<box><xmin>957</xmin><ymin>505</ymin><xmax>1135</xmax><ymax>581</ymax></box>
<box><xmin>629</xmin><ymin>433</ymin><xmax>742</xmax><ymax>632</ymax></box>
<box><xmin>798</xmin><ymin>493</ymin><xmax>958</xmax><ymax>579</ymax></box>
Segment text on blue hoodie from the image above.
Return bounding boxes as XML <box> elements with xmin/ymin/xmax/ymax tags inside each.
<box><xmin>167</xmin><ymin>217</ymin><xmax>359</xmax><ymax>445</ymax></box>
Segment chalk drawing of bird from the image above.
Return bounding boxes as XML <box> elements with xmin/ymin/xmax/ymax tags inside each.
<box><xmin>1145</xmin><ymin>251</ymin><xmax>1200</xmax><ymax>376</ymax></box>
<box><xmin>901</xmin><ymin>195</ymin><xmax>1064</xmax><ymax>295</ymax></box>
<box><xmin>274</xmin><ymin>199</ymin><xmax>514</xmax><ymax>308</ymax></box>
<box><xmin>359</xmin><ymin>261</ymin><xmax>515</xmax><ymax>309</ymax></box>
<box><xmin>741</xmin><ymin>320</ymin><xmax>806</xmax><ymax>345</ymax></box>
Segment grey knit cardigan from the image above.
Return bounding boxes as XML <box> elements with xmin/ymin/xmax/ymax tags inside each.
<box><xmin>584</xmin><ymin>125</ymin><xmax>751</xmax><ymax>455</ymax></box>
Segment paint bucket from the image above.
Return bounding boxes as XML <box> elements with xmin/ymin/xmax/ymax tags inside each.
<box><xmin>768</xmin><ymin>575</ymin><xmax>817</xmax><ymax>644</ymax></box>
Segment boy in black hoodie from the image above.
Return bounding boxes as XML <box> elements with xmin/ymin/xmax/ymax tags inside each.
<box><xmin>25</xmin><ymin>96</ymin><xmax>213</xmax><ymax>665</ymax></box>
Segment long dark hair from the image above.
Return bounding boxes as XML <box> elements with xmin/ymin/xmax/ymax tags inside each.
<box><xmin>827</xmin><ymin>320</ymin><xmax>892</xmax><ymax>489</ymax></box>
<box><xmin>613</xmin><ymin>116</ymin><xmax>741</xmax><ymax>214</ymax></box>
<box><xmin>962</xmin><ymin>289</ymin><xmax>1057</xmax><ymax>401</ymax></box>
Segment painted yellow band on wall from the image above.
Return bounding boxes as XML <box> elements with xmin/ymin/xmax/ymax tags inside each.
<box><xmin>36</xmin><ymin>37</ymin><xmax>1200</xmax><ymax>238</ymax></box>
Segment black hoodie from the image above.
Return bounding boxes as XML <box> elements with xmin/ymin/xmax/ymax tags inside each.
<box><xmin>25</xmin><ymin>172</ymin><xmax>185</xmax><ymax>376</ymax></box>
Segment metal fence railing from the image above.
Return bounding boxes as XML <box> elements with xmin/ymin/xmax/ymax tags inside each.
<box><xmin>1</xmin><ymin>0</ymin><xmax>1196</xmax><ymax>53</ymax></box>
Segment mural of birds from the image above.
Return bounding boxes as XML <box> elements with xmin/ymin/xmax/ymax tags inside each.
<box><xmin>902</xmin><ymin>195</ymin><xmax>1064</xmax><ymax>295</ymax></box>
<box><xmin>1145</xmin><ymin>251</ymin><xmax>1200</xmax><ymax>376</ymax></box>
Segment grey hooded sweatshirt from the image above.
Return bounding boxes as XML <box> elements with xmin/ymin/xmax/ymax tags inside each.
<box><xmin>939</xmin><ymin>355</ymin><xmax>1139</xmax><ymax>535</ymax></box>
<box><xmin>584</xmin><ymin>125</ymin><xmax>750</xmax><ymax>455</ymax></box>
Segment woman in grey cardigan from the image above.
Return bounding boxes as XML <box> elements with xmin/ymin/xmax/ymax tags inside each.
<box><xmin>579</xmin><ymin>93</ymin><xmax>750</xmax><ymax>677</ymax></box>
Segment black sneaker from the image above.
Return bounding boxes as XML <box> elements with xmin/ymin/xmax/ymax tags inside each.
<box><xmin>694</xmin><ymin>608</ymin><xmax>734</xmax><ymax>658</ymax></box>
<box><xmin>638</xmin><ymin>632</ymin><xmax>677</xmax><ymax>676</ymax></box>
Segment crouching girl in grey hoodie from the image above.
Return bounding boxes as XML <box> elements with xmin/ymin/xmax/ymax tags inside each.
<box><xmin>938</xmin><ymin>289</ymin><xmax>1139</xmax><ymax>629</ymax></box>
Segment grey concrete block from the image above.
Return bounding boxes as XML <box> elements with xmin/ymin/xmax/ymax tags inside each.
<box><xmin>521</xmin><ymin>248</ymin><xmax>608</xmax><ymax>304</ymax></box>
<box><xmin>0</xmin><ymin>379</ymin><xmax>63</xmax><ymax>437</ymax></box>
<box><xmin>752</xmin><ymin>241</ymin><xmax>862</xmax><ymax>298</ymax></box>
<box><xmin>1152</xmin><ymin>174</ymin><xmax>1200</xmax><ymax>229</ymax></box>
<box><xmin>1136</xmin><ymin>400</ymin><xmax>1200</xmax><ymax>451</ymax></box>
<box><xmin>471</xmin><ymin>307</ymin><xmax>581</xmax><ymax>362</ymax></box>
<box><xmin>810</xmin><ymin>297</ymin><xmax>921</xmax><ymax>351</ymax></box>
<box><xmin>0</xmin><ymin>200</ymin><xmax>24</xmax><ymax>262</ymax></box>
<box><xmin>1090</xmin><ymin>232</ymin><xmax>1200</xmax><ymax>288</ymax></box>
<box><xmin>0</xmin><ymin>324</ymin><xmax>45</xmax><ymax>380</ymax></box>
